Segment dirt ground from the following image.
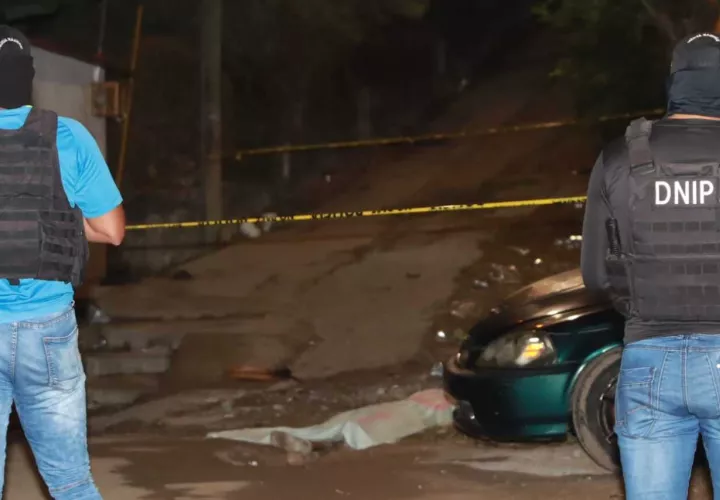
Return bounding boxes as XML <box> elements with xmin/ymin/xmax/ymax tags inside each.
<box><xmin>4</xmin><ymin>431</ymin><xmax>718</xmax><ymax>500</ymax></box>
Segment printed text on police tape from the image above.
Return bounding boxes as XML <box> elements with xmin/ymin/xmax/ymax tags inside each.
<box><xmin>125</xmin><ymin>195</ymin><xmax>588</xmax><ymax>231</ymax></box>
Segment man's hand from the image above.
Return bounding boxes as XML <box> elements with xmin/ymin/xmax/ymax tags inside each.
<box><xmin>83</xmin><ymin>205</ymin><xmax>125</xmax><ymax>246</ymax></box>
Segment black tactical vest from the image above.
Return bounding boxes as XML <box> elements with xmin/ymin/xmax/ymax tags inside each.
<box><xmin>605</xmin><ymin>117</ymin><xmax>720</xmax><ymax>322</ymax></box>
<box><xmin>0</xmin><ymin>108</ymin><xmax>87</xmax><ymax>287</ymax></box>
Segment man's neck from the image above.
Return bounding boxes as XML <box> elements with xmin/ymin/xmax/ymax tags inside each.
<box><xmin>668</xmin><ymin>113</ymin><xmax>720</xmax><ymax>121</ymax></box>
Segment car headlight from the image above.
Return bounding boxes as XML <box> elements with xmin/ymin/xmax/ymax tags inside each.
<box><xmin>475</xmin><ymin>330</ymin><xmax>556</xmax><ymax>368</ymax></box>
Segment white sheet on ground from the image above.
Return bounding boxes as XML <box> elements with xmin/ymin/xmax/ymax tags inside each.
<box><xmin>207</xmin><ymin>389</ymin><xmax>454</xmax><ymax>450</ymax></box>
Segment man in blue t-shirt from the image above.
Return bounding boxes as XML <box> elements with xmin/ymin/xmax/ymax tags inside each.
<box><xmin>0</xmin><ymin>27</ymin><xmax>124</xmax><ymax>499</ymax></box>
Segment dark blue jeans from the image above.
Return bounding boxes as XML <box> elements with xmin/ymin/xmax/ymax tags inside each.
<box><xmin>617</xmin><ymin>334</ymin><xmax>720</xmax><ymax>499</ymax></box>
<box><xmin>0</xmin><ymin>306</ymin><xmax>100</xmax><ymax>498</ymax></box>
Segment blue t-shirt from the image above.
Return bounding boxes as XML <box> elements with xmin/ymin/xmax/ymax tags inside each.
<box><xmin>0</xmin><ymin>106</ymin><xmax>122</xmax><ymax>322</ymax></box>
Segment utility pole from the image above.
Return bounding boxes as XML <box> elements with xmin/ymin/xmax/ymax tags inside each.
<box><xmin>200</xmin><ymin>0</ymin><xmax>223</xmax><ymax>241</ymax></box>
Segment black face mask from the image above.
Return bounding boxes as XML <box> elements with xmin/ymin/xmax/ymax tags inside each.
<box><xmin>667</xmin><ymin>68</ymin><xmax>720</xmax><ymax>118</ymax></box>
<box><xmin>0</xmin><ymin>55</ymin><xmax>34</xmax><ymax>110</ymax></box>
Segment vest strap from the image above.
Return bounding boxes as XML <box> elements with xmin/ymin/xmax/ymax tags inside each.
<box><xmin>625</xmin><ymin>118</ymin><xmax>654</xmax><ymax>170</ymax></box>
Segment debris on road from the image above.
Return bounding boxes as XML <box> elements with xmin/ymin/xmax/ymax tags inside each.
<box><xmin>227</xmin><ymin>366</ymin><xmax>297</xmax><ymax>383</ymax></box>
<box><xmin>207</xmin><ymin>389</ymin><xmax>454</xmax><ymax>451</ymax></box>
<box><xmin>472</xmin><ymin>279</ymin><xmax>489</xmax><ymax>289</ymax></box>
<box><xmin>430</xmin><ymin>362</ymin><xmax>444</xmax><ymax>378</ymax></box>
<box><xmin>261</xmin><ymin>212</ymin><xmax>277</xmax><ymax>233</ymax></box>
<box><xmin>450</xmin><ymin>299</ymin><xmax>479</xmax><ymax>319</ymax></box>
<box><xmin>553</xmin><ymin>235</ymin><xmax>582</xmax><ymax>250</ymax></box>
<box><xmin>87</xmin><ymin>303</ymin><xmax>112</xmax><ymax>325</ymax></box>
<box><xmin>434</xmin><ymin>328</ymin><xmax>467</xmax><ymax>344</ymax></box>
<box><xmin>239</xmin><ymin>222</ymin><xmax>262</xmax><ymax>239</ymax></box>
<box><xmin>489</xmin><ymin>263</ymin><xmax>522</xmax><ymax>284</ymax></box>
<box><xmin>508</xmin><ymin>246</ymin><xmax>531</xmax><ymax>257</ymax></box>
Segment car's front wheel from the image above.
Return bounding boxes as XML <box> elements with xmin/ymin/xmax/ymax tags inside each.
<box><xmin>571</xmin><ymin>347</ymin><xmax>621</xmax><ymax>472</ymax></box>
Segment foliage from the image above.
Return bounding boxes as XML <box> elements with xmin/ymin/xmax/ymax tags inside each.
<box><xmin>535</xmin><ymin>0</ymin><xmax>720</xmax><ymax>114</ymax></box>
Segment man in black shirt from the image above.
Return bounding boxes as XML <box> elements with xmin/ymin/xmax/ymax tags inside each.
<box><xmin>582</xmin><ymin>32</ymin><xmax>720</xmax><ymax>499</ymax></box>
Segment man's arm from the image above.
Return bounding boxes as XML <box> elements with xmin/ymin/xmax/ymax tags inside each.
<box><xmin>84</xmin><ymin>206</ymin><xmax>125</xmax><ymax>246</ymax></box>
<box><xmin>62</xmin><ymin>118</ymin><xmax>124</xmax><ymax>246</ymax></box>
<box><xmin>580</xmin><ymin>151</ymin><xmax>611</xmax><ymax>293</ymax></box>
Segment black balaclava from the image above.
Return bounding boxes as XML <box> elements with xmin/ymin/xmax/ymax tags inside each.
<box><xmin>667</xmin><ymin>33</ymin><xmax>720</xmax><ymax>118</ymax></box>
<box><xmin>0</xmin><ymin>26</ymin><xmax>34</xmax><ymax>110</ymax></box>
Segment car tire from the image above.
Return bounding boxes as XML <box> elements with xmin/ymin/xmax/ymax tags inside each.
<box><xmin>571</xmin><ymin>347</ymin><xmax>621</xmax><ymax>472</ymax></box>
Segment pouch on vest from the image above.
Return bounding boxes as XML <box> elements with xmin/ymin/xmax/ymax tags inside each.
<box><xmin>603</xmin><ymin>217</ymin><xmax>631</xmax><ymax>316</ymax></box>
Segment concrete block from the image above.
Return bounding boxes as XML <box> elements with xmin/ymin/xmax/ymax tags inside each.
<box><xmin>99</xmin><ymin>323</ymin><xmax>186</xmax><ymax>351</ymax></box>
<box><xmin>87</xmin><ymin>389</ymin><xmax>145</xmax><ymax>411</ymax></box>
<box><xmin>84</xmin><ymin>351</ymin><xmax>171</xmax><ymax>378</ymax></box>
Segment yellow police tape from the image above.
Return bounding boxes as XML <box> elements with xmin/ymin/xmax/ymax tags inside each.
<box><xmin>125</xmin><ymin>195</ymin><xmax>589</xmax><ymax>231</ymax></box>
<box><xmin>235</xmin><ymin>108</ymin><xmax>666</xmax><ymax>159</ymax></box>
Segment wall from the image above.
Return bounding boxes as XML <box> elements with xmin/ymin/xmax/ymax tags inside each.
<box><xmin>31</xmin><ymin>46</ymin><xmax>107</xmax><ymax>154</ymax></box>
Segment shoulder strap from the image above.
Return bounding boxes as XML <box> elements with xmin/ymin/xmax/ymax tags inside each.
<box><xmin>21</xmin><ymin>107</ymin><xmax>58</xmax><ymax>139</ymax></box>
<box><xmin>625</xmin><ymin>118</ymin><xmax>654</xmax><ymax>170</ymax></box>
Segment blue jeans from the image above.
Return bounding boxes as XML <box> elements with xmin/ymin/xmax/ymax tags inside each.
<box><xmin>617</xmin><ymin>334</ymin><xmax>720</xmax><ymax>499</ymax></box>
<box><xmin>0</xmin><ymin>306</ymin><xmax>100</xmax><ymax>498</ymax></box>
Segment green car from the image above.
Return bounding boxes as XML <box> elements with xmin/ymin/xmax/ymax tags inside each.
<box><xmin>443</xmin><ymin>268</ymin><xmax>623</xmax><ymax>471</ymax></box>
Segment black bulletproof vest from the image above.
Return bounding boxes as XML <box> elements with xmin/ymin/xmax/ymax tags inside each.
<box><xmin>606</xmin><ymin>117</ymin><xmax>720</xmax><ymax>322</ymax></box>
<box><xmin>0</xmin><ymin>108</ymin><xmax>87</xmax><ymax>287</ymax></box>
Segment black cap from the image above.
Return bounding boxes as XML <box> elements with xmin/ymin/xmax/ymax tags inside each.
<box><xmin>0</xmin><ymin>26</ymin><xmax>30</xmax><ymax>60</ymax></box>
<box><xmin>671</xmin><ymin>33</ymin><xmax>720</xmax><ymax>74</ymax></box>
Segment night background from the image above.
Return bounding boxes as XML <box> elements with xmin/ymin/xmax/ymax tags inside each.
<box><xmin>11</xmin><ymin>0</ymin><xmax>701</xmax><ymax>278</ymax></box>
<box><xmin>3</xmin><ymin>0</ymin><xmax>720</xmax><ymax>498</ymax></box>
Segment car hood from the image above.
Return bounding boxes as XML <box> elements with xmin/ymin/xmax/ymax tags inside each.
<box><xmin>469</xmin><ymin>268</ymin><xmax>609</xmax><ymax>338</ymax></box>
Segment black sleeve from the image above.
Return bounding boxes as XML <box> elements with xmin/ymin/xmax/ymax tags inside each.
<box><xmin>580</xmin><ymin>151</ymin><xmax>611</xmax><ymax>293</ymax></box>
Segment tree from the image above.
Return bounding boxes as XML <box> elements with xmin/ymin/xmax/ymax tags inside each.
<box><xmin>535</xmin><ymin>0</ymin><xmax>720</xmax><ymax>114</ymax></box>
